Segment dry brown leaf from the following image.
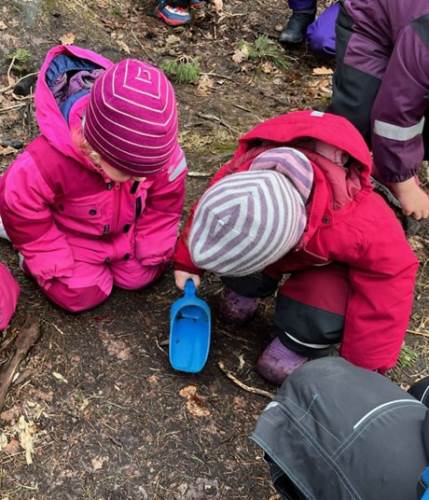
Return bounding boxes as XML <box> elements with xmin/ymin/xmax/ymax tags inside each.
<box><xmin>196</xmin><ymin>74</ymin><xmax>214</xmax><ymax>96</ymax></box>
<box><xmin>312</xmin><ymin>66</ymin><xmax>333</xmax><ymax>76</ymax></box>
<box><xmin>0</xmin><ymin>433</ymin><xmax>7</xmax><ymax>450</ymax></box>
<box><xmin>0</xmin><ymin>21</ymin><xmax>7</xmax><ymax>30</ymax></box>
<box><xmin>98</xmin><ymin>331</ymin><xmax>132</xmax><ymax>360</ymax></box>
<box><xmin>186</xmin><ymin>399</ymin><xmax>210</xmax><ymax>417</ymax></box>
<box><xmin>30</xmin><ymin>389</ymin><xmax>53</xmax><ymax>402</ymax></box>
<box><xmin>0</xmin><ymin>146</ymin><xmax>17</xmax><ymax>156</ymax></box>
<box><xmin>116</xmin><ymin>39</ymin><xmax>131</xmax><ymax>55</ymax></box>
<box><xmin>16</xmin><ymin>415</ymin><xmax>35</xmax><ymax>465</ymax></box>
<box><xmin>179</xmin><ymin>385</ymin><xmax>210</xmax><ymax>417</ymax></box>
<box><xmin>179</xmin><ymin>385</ymin><xmax>197</xmax><ymax>398</ymax></box>
<box><xmin>232</xmin><ymin>46</ymin><xmax>249</xmax><ymax>64</ymax></box>
<box><xmin>0</xmin><ymin>405</ymin><xmax>21</xmax><ymax>422</ymax></box>
<box><xmin>59</xmin><ymin>32</ymin><xmax>76</xmax><ymax>45</ymax></box>
<box><xmin>91</xmin><ymin>455</ymin><xmax>109</xmax><ymax>471</ymax></box>
<box><xmin>212</xmin><ymin>0</ymin><xmax>223</xmax><ymax>13</ymax></box>
<box><xmin>148</xmin><ymin>375</ymin><xmax>159</xmax><ymax>385</ymax></box>
<box><xmin>261</xmin><ymin>62</ymin><xmax>274</xmax><ymax>74</ymax></box>
<box><xmin>52</xmin><ymin>371</ymin><xmax>68</xmax><ymax>384</ymax></box>
<box><xmin>166</xmin><ymin>34</ymin><xmax>181</xmax><ymax>45</ymax></box>
<box><xmin>2</xmin><ymin>437</ymin><xmax>20</xmax><ymax>455</ymax></box>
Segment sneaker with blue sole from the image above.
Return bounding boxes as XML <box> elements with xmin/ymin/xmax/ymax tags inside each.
<box><xmin>155</xmin><ymin>1</ymin><xmax>191</xmax><ymax>26</ymax></box>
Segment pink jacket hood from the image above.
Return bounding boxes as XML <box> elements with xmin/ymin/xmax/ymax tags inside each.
<box><xmin>34</xmin><ymin>45</ymin><xmax>113</xmax><ymax>164</ymax></box>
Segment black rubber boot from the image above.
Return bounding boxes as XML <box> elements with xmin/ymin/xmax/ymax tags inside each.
<box><xmin>279</xmin><ymin>10</ymin><xmax>316</xmax><ymax>45</ymax></box>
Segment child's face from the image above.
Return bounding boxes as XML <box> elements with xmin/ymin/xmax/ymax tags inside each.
<box><xmin>71</xmin><ymin>124</ymin><xmax>143</xmax><ymax>184</ymax></box>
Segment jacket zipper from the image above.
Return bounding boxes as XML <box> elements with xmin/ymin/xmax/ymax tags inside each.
<box><xmin>113</xmin><ymin>183</ymin><xmax>121</xmax><ymax>234</ymax></box>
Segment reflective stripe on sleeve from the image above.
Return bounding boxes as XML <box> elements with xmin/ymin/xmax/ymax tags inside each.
<box><xmin>374</xmin><ymin>116</ymin><xmax>425</xmax><ymax>141</ymax></box>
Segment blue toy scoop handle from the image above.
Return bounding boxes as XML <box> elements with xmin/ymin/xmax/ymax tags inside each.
<box><xmin>184</xmin><ymin>278</ymin><xmax>196</xmax><ymax>297</ymax></box>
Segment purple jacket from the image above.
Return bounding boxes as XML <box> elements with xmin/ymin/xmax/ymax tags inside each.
<box><xmin>343</xmin><ymin>0</ymin><xmax>429</xmax><ymax>182</ymax></box>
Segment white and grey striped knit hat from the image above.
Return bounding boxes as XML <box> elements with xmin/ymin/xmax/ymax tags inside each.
<box><xmin>188</xmin><ymin>147</ymin><xmax>313</xmax><ymax>276</ymax></box>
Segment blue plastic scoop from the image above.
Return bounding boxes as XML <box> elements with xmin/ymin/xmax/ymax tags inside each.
<box><xmin>169</xmin><ymin>279</ymin><xmax>211</xmax><ymax>373</ymax></box>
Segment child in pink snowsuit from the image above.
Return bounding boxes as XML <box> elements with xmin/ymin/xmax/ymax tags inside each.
<box><xmin>0</xmin><ymin>45</ymin><xmax>187</xmax><ymax>313</ymax></box>
<box><xmin>0</xmin><ymin>263</ymin><xmax>19</xmax><ymax>330</ymax></box>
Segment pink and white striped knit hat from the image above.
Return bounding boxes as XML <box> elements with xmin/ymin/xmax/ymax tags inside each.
<box><xmin>188</xmin><ymin>147</ymin><xmax>313</xmax><ymax>276</ymax></box>
<box><xmin>84</xmin><ymin>59</ymin><xmax>179</xmax><ymax>175</ymax></box>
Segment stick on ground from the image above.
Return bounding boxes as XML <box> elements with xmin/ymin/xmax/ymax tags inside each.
<box><xmin>218</xmin><ymin>361</ymin><xmax>274</xmax><ymax>399</ymax></box>
<box><xmin>0</xmin><ymin>321</ymin><xmax>41</xmax><ymax>411</ymax></box>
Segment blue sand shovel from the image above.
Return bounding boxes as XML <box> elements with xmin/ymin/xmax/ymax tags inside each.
<box><xmin>169</xmin><ymin>279</ymin><xmax>211</xmax><ymax>373</ymax></box>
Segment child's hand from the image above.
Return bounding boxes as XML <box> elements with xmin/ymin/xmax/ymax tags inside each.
<box><xmin>389</xmin><ymin>178</ymin><xmax>429</xmax><ymax>220</ymax></box>
<box><xmin>174</xmin><ymin>270</ymin><xmax>201</xmax><ymax>290</ymax></box>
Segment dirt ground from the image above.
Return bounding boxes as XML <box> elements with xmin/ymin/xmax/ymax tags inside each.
<box><xmin>0</xmin><ymin>0</ymin><xmax>428</xmax><ymax>498</ymax></box>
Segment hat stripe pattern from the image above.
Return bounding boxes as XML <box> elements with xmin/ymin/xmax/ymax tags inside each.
<box><xmin>189</xmin><ymin>170</ymin><xmax>305</xmax><ymax>276</ymax></box>
<box><xmin>84</xmin><ymin>59</ymin><xmax>179</xmax><ymax>175</ymax></box>
<box><xmin>250</xmin><ymin>147</ymin><xmax>314</xmax><ymax>202</ymax></box>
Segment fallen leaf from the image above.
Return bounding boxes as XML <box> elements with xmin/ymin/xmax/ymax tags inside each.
<box><xmin>0</xmin><ymin>146</ymin><xmax>18</xmax><ymax>156</ymax></box>
<box><xmin>0</xmin><ymin>405</ymin><xmax>21</xmax><ymax>423</ymax></box>
<box><xmin>196</xmin><ymin>74</ymin><xmax>214</xmax><ymax>96</ymax></box>
<box><xmin>186</xmin><ymin>399</ymin><xmax>210</xmax><ymax>417</ymax></box>
<box><xmin>232</xmin><ymin>46</ymin><xmax>249</xmax><ymax>64</ymax></box>
<box><xmin>59</xmin><ymin>32</ymin><xmax>76</xmax><ymax>45</ymax></box>
<box><xmin>30</xmin><ymin>388</ymin><xmax>53</xmax><ymax>402</ymax></box>
<box><xmin>179</xmin><ymin>385</ymin><xmax>197</xmax><ymax>399</ymax></box>
<box><xmin>261</xmin><ymin>62</ymin><xmax>274</xmax><ymax>74</ymax></box>
<box><xmin>166</xmin><ymin>34</ymin><xmax>180</xmax><ymax>45</ymax></box>
<box><xmin>16</xmin><ymin>415</ymin><xmax>35</xmax><ymax>465</ymax></box>
<box><xmin>116</xmin><ymin>39</ymin><xmax>131</xmax><ymax>55</ymax></box>
<box><xmin>91</xmin><ymin>455</ymin><xmax>109</xmax><ymax>471</ymax></box>
<box><xmin>179</xmin><ymin>385</ymin><xmax>210</xmax><ymax>417</ymax></box>
<box><xmin>0</xmin><ymin>21</ymin><xmax>7</xmax><ymax>30</ymax></box>
<box><xmin>98</xmin><ymin>331</ymin><xmax>132</xmax><ymax>360</ymax></box>
<box><xmin>312</xmin><ymin>66</ymin><xmax>333</xmax><ymax>76</ymax></box>
<box><xmin>212</xmin><ymin>0</ymin><xmax>223</xmax><ymax>13</ymax></box>
<box><xmin>148</xmin><ymin>375</ymin><xmax>159</xmax><ymax>385</ymax></box>
<box><xmin>52</xmin><ymin>371</ymin><xmax>68</xmax><ymax>384</ymax></box>
<box><xmin>2</xmin><ymin>438</ymin><xmax>20</xmax><ymax>455</ymax></box>
<box><xmin>0</xmin><ymin>433</ymin><xmax>8</xmax><ymax>450</ymax></box>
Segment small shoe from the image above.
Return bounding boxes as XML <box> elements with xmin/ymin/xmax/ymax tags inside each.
<box><xmin>256</xmin><ymin>337</ymin><xmax>308</xmax><ymax>385</ymax></box>
<box><xmin>190</xmin><ymin>0</ymin><xmax>205</xmax><ymax>9</ymax></box>
<box><xmin>155</xmin><ymin>1</ymin><xmax>191</xmax><ymax>26</ymax></box>
<box><xmin>279</xmin><ymin>10</ymin><xmax>316</xmax><ymax>45</ymax></box>
<box><xmin>218</xmin><ymin>288</ymin><xmax>258</xmax><ymax>324</ymax></box>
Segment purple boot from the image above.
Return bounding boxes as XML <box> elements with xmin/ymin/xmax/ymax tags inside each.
<box><xmin>218</xmin><ymin>289</ymin><xmax>258</xmax><ymax>323</ymax></box>
<box><xmin>256</xmin><ymin>337</ymin><xmax>309</xmax><ymax>385</ymax></box>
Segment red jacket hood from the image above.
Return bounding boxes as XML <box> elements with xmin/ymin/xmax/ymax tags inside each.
<box><xmin>236</xmin><ymin>110</ymin><xmax>373</xmax><ymax>189</ymax></box>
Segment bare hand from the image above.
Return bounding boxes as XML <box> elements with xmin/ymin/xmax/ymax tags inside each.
<box><xmin>389</xmin><ymin>178</ymin><xmax>429</xmax><ymax>220</ymax></box>
<box><xmin>174</xmin><ymin>270</ymin><xmax>201</xmax><ymax>290</ymax></box>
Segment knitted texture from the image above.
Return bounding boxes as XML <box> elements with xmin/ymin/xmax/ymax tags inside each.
<box><xmin>188</xmin><ymin>147</ymin><xmax>313</xmax><ymax>276</ymax></box>
<box><xmin>84</xmin><ymin>59</ymin><xmax>179</xmax><ymax>175</ymax></box>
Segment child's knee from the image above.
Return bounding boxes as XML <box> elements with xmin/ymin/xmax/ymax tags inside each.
<box><xmin>44</xmin><ymin>281</ymin><xmax>111</xmax><ymax>312</ymax></box>
<box><xmin>113</xmin><ymin>260</ymin><xmax>166</xmax><ymax>290</ymax></box>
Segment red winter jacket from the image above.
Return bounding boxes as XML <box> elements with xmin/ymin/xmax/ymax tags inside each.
<box><xmin>174</xmin><ymin>110</ymin><xmax>418</xmax><ymax>372</ymax></box>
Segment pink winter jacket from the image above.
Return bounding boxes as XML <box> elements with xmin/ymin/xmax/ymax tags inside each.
<box><xmin>0</xmin><ymin>262</ymin><xmax>19</xmax><ymax>330</ymax></box>
<box><xmin>0</xmin><ymin>46</ymin><xmax>187</xmax><ymax>285</ymax></box>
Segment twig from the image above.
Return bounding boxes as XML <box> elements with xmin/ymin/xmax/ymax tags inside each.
<box><xmin>6</xmin><ymin>56</ymin><xmax>16</xmax><ymax>87</ymax></box>
<box><xmin>0</xmin><ymin>71</ymin><xmax>38</xmax><ymax>95</ymax></box>
<box><xmin>218</xmin><ymin>361</ymin><xmax>274</xmax><ymax>399</ymax></box>
<box><xmin>206</xmin><ymin>71</ymin><xmax>235</xmax><ymax>82</ymax></box>
<box><xmin>407</xmin><ymin>329</ymin><xmax>429</xmax><ymax>338</ymax></box>
<box><xmin>232</xmin><ymin>103</ymin><xmax>263</xmax><ymax>121</ymax></box>
<box><xmin>131</xmin><ymin>31</ymin><xmax>154</xmax><ymax>62</ymax></box>
<box><xmin>196</xmin><ymin>112</ymin><xmax>238</xmax><ymax>134</ymax></box>
<box><xmin>0</xmin><ymin>321</ymin><xmax>41</xmax><ymax>411</ymax></box>
<box><xmin>0</xmin><ymin>103</ymin><xmax>26</xmax><ymax>114</ymax></box>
